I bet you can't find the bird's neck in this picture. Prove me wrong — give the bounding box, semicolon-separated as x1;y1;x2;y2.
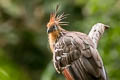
48;30;61;53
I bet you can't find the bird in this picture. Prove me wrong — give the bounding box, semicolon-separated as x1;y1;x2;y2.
46;5;108;80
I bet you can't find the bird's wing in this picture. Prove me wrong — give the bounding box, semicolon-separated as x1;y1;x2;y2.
54;32;107;80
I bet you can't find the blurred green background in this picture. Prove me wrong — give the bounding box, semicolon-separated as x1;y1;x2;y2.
0;0;120;80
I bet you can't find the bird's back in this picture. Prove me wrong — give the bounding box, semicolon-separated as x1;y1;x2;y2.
53;31;108;80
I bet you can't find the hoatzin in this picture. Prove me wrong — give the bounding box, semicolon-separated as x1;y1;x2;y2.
47;6;108;80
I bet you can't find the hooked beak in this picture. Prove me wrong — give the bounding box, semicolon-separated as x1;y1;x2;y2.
47;25;58;34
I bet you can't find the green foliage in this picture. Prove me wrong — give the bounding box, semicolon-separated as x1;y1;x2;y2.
0;49;30;80
0;0;120;80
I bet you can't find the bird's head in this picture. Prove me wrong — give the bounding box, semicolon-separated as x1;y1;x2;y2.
47;5;68;34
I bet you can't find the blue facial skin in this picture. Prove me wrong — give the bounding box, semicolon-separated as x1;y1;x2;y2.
47;25;58;34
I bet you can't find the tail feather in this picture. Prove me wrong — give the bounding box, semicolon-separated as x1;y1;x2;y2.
62;59;105;80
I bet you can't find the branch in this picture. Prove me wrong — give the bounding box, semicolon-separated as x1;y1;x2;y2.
88;23;109;48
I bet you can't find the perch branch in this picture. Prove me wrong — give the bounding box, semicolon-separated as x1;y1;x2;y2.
88;23;109;48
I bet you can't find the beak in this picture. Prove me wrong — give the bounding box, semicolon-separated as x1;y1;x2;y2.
47;28;52;33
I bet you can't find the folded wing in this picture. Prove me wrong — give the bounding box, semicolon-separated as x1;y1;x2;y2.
54;32;107;80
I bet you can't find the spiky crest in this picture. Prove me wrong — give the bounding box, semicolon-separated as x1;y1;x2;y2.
48;5;69;27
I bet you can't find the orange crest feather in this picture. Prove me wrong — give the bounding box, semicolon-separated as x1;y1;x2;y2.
47;5;69;27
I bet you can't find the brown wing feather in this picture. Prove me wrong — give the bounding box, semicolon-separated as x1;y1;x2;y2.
54;31;107;80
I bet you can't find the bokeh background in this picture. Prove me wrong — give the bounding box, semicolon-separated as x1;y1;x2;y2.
0;0;120;80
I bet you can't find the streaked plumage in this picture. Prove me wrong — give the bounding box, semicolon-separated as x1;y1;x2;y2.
47;5;108;80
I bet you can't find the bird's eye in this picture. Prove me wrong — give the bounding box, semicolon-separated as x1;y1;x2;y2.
53;25;58;30
47;25;58;33
51;25;55;28
52;25;55;28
